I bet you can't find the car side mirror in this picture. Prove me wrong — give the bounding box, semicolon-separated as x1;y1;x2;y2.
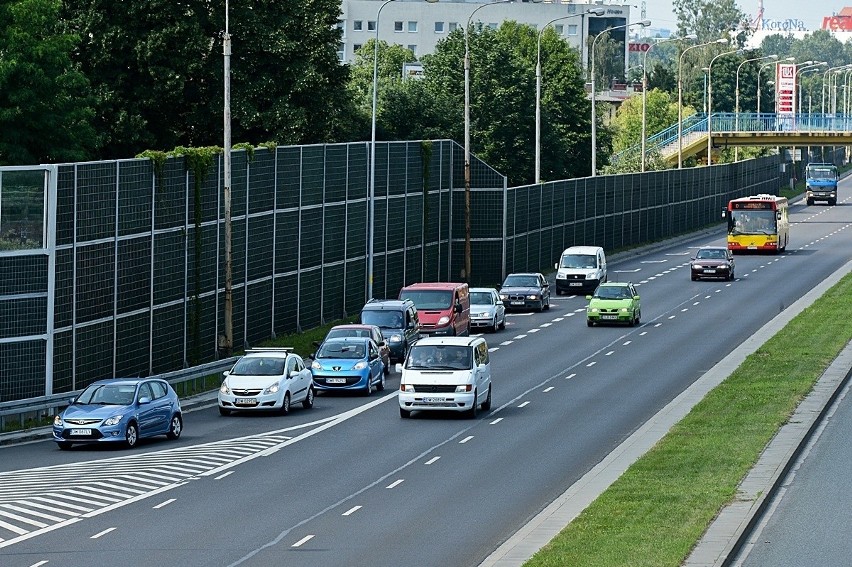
496;300;503;306
223;370;230;377
454;303;462;313
138;397;151;405
289;370;300;378
370;353;379;360
312;340;321;348
378;340;386;346
721;209;727;219
69;396;77;404
585;295;592;300
554;262;558;270
634;295;640;300
395;363;403;373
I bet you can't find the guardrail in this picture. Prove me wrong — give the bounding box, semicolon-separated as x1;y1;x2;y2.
0;357;238;431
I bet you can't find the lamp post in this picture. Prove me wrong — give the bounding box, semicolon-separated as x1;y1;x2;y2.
367;0;396;301
795;62;825;125
536;8;604;183
222;0;233;356
735;53;777;160
640;33;695;172
821;65;850;114
590;18;651;176
677;38;727;169
706;47;740;166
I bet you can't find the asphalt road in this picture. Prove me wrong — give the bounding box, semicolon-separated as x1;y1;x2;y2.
1;187;851;567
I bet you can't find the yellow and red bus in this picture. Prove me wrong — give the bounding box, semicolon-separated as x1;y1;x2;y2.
724;194;789;253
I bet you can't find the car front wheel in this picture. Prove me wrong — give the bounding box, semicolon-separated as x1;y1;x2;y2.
219;406;231;416
57;441;73;450
125;422;139;448
166;414;182;440
400;407;411;418
280;393;291;415
465;390;478;419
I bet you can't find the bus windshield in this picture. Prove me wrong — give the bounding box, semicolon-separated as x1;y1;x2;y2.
730;209;776;235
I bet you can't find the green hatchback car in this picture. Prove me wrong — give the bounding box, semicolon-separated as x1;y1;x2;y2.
586;282;641;327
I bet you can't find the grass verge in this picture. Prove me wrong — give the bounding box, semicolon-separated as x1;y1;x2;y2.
524;271;852;567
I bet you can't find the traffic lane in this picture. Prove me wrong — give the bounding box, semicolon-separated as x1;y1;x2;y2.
735;380;852;567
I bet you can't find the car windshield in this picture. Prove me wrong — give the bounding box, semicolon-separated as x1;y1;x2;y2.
696;249;727;260
361;310;404;329
470;291;494;305
406;345;472;370
730;210;775;235
326;328;372;340
502;275;538;287
594;286;633;300
231;357;287;376
317;342;366;359
399;290;453;310
560;254;596;269
76;383;137;405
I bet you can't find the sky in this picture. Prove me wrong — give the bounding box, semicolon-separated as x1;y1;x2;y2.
641;0;843;35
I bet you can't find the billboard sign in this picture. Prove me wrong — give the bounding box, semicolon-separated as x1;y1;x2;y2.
776;63;796;115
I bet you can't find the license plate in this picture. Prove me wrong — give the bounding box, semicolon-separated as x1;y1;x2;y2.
569;282;582;286
602;315;617;320
70;428;92;436
511;301;525;306
235;397;258;406
326;377;346;384
748;246;757;249
423;397;445;403
703;269;716;273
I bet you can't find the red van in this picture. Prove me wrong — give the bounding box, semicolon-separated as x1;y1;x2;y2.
398;282;470;337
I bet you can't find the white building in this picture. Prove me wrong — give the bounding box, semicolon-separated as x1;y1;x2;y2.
339;0;633;72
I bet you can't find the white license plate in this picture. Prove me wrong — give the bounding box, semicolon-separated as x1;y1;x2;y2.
703;269;716;273
70;428;92;436
423;397;445;403
326;378;346;384
748;246;757;249
235;397;258;406
511;301;525;306
569;282;582;286
602;315;618;320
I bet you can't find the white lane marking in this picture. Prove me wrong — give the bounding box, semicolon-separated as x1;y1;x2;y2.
152;499;176;510
528;328;540;333
668;315;676;319
642;259;667;263
543;387;555;393
552;317;564;322
623;341;631;346
506;312;533;317
681;308;688;312
90;527;116;539
386;479;404;489
605;351;614;356
513;334;527;340
215;471;234;480
342;506;362;516
640;331;648;335
693;302;700;306
0;505;64;523
0;518;29;535
490;418;503;424
291;535;314;547
541;323;552;327
489;347;500;352
566;312;576;317
424;457;441;465
29;562;49;567
0;510;47;528
587;361;597;367
574;308;585;313
566;373;576;380
518;401;531;408
459;436;474;444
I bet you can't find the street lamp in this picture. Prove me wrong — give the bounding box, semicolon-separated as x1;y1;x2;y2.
367;0;396;301
795;62;824;115
640;33;696;172
735;53;777;160
535;7;604;183
591;18;651;176
821;65;851;114
706;47;740;166
677;38;727;168
222;0;233;356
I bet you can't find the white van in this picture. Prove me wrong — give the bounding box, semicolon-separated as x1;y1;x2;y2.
554;246;607;295
397;336;492;419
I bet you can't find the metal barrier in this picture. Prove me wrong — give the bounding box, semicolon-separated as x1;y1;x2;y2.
0;357;237;432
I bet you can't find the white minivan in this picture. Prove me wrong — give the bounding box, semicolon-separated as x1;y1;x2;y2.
398;336;492;419
554;245;607;295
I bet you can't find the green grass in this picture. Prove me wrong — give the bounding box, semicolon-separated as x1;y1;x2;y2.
524;272;852;567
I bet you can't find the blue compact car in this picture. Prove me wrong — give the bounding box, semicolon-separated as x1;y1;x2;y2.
311;337;386;395
52;378;183;450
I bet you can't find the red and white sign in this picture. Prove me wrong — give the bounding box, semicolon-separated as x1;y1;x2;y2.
628;42;651;52
776;63;797;115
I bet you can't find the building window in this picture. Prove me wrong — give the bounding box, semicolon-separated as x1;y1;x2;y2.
435;21;445;33
449;22;459;32
354;44;363;52
554;24;564;35
368;20;376;31
408;21;418;33
408;44;417;55
568;24;578;36
487;23;497;30
394;21;403;32
354;20;363;31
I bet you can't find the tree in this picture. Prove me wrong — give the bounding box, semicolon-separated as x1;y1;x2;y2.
0;0;97;165
610;89;678;152
672;0;748;44
589;31;623;91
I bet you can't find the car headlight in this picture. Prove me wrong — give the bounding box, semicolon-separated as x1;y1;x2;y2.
586;272;597;279
527;294;540;300
619;307;629;313
455;384;473;393
437;316;450;325
693;264;703;269
103;415;123;426
556;273;566;279
589;307;599;313
312;360;322;370
54;415;63;426
475;311;490;318
353;361;368;370
499;294;509;301
220;381;231;394
263;383;280;395
400;384;414;393
388;334;402;343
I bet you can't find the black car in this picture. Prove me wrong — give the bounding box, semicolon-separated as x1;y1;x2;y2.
499;272;551;312
690;246;735;281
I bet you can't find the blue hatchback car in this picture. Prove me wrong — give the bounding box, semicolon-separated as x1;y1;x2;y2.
311;337;386;395
52;378;183;450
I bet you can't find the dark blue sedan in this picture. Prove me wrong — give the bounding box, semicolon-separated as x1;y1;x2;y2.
52;378;183;450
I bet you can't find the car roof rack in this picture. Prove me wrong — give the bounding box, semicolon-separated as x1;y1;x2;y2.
245;347;293;353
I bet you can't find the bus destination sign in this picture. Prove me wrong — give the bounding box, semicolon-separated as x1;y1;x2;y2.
732;202;773;210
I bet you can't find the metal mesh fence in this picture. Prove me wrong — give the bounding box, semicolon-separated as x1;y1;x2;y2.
0;143;793;402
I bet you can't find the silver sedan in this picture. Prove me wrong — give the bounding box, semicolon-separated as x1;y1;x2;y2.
469;287;506;333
